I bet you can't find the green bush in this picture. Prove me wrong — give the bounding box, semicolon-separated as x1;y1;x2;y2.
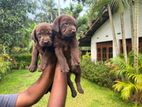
111;53;142;104
0;54;12;80
12;53;31;69
80;53;116;88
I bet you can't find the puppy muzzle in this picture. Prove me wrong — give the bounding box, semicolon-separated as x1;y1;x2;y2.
63;34;75;40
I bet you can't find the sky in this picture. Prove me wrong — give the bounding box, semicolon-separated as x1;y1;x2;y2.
55;0;71;8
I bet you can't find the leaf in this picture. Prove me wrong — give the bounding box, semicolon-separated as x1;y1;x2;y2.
120;83;135;100
113;81;137;100
113;81;126;92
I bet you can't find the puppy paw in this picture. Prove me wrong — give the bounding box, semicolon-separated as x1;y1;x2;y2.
71;57;80;67
41;64;47;71
62;66;70;72
78;88;84;94
43;66;46;70
61;63;70;72
28;65;37;72
72;90;77;98
76;82;84;94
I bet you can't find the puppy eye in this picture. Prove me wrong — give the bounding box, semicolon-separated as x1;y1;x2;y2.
46;32;52;35
64;23;69;26
38;33;41;35
38;35;41;38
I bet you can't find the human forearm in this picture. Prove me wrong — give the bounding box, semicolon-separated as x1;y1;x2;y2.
16;65;54;107
48;63;67;107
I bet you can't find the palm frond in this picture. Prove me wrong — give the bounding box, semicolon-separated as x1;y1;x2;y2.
111;56;126;69
138;53;142;67
111;53;142;102
133;74;142;85
113;81;126;92
113;81;137;100
121;82;136;100
110;57;128;78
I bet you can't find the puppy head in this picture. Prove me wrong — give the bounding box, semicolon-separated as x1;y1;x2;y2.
53;15;77;40
31;22;53;47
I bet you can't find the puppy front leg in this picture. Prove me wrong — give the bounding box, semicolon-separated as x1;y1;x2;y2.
28;45;39;72
55;47;69;72
40;51;54;71
71;39;80;67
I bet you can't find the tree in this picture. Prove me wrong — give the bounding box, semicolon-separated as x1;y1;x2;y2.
63;3;83;18
58;0;61;16
130;0;134;51
116;0;129;63
107;3;119;56
120;12;128;63
133;0;139;71
35;0;58;23
0;0;35;53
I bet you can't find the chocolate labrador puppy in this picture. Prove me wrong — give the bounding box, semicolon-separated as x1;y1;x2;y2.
28;22;56;73
53;15;84;97
28;22;77;97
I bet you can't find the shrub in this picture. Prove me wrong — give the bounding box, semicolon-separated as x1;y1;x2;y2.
12;53;31;69
80;53;116;88
0;54;12;80
111;52;142;105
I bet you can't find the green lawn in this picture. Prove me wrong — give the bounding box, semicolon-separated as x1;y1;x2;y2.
0;70;135;107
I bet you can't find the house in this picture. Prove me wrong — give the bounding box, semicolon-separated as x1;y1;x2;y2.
79;3;142;62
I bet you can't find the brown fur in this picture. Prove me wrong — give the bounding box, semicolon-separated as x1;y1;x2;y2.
28;22;56;73
53;15;84;97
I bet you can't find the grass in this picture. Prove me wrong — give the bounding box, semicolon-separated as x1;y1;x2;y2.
0;70;135;107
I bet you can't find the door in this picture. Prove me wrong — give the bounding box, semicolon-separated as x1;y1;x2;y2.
96;41;113;61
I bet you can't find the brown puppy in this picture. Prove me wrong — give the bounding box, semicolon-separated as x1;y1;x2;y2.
28;22;56;73
28;22;78;97
53;15;84;97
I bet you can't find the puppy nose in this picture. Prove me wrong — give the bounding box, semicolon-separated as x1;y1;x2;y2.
44;41;50;44
71;29;76;33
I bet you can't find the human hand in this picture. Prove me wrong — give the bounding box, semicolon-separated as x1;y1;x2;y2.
48;63;67;107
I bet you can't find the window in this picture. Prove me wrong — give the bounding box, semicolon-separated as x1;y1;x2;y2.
120;38;142;54
120;39;132;53
108;47;113;58
97;48;101;61
102;48;106;61
97;41;112;61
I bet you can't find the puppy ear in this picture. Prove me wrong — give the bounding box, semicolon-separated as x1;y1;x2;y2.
52;16;61;33
31;28;37;42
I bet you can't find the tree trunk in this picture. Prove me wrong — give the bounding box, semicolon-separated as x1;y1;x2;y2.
58;0;61;16
130;0;134;51
107;4;119;56
133;0;139;72
120;12;128;63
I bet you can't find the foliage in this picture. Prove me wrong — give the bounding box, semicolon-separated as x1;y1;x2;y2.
77;14;88;39
0;54;13;80
0;0;36;53
12;53;31;69
18;22;36;49
87;0;130;25
80;53;116;88
63;3;83;18
111;52;142;104
35;0;58;23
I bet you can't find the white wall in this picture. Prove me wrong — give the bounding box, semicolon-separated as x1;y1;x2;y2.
91;4;142;61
